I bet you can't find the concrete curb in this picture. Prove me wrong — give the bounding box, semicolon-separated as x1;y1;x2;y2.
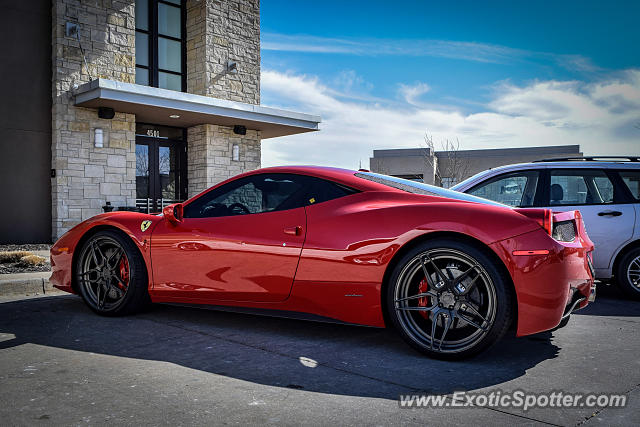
0;272;58;297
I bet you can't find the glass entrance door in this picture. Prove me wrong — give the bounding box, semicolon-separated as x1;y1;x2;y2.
135;124;187;213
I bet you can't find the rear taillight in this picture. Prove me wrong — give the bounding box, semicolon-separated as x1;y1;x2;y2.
514;208;554;236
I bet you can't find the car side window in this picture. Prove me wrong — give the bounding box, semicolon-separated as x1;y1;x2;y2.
619;170;640;201
183;174;358;218
184;174;306;218
306;177;358;205
467;171;540;207
549;169;614;206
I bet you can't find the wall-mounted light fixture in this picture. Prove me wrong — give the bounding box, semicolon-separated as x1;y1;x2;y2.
94;128;104;148
227;60;238;73
65;22;79;38
232;144;240;161
98;107;115;119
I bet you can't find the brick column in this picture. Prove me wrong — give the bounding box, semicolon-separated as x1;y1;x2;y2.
185;0;262;196
187;124;261;197
51;0;136;239
186;0;260;104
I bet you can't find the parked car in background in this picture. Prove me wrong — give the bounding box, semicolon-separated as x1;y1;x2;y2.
452;157;640;299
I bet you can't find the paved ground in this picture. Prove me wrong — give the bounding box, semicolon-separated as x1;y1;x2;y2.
0;284;638;426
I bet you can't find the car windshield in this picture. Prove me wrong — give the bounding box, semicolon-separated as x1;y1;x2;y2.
451;172;487;191
355;172;510;208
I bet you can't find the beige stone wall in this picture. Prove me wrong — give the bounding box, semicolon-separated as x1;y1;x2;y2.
187;124;261;197
185;0;262;197
186;0;260;104
51;0;137;239
50;0;262;239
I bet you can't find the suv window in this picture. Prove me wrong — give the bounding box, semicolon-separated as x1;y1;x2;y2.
467;170;540;207
184;174;356;218
619;170;640;201
549;169;614;206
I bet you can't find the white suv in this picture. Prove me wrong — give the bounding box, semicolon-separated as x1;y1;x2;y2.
452;157;640;299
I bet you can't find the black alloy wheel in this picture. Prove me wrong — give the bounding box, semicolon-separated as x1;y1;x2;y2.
387;239;513;359
76;230;150;315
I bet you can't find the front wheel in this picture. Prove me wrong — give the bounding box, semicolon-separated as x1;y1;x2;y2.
386;239;514;360
75;229;150;316
616;247;640;300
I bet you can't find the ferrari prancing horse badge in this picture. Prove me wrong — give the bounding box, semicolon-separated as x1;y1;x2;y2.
140;220;152;232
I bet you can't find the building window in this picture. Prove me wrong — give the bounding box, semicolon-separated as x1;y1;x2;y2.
440;177;457;189
135;0;186;92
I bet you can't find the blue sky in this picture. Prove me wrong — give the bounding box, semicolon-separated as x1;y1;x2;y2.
259;0;640;168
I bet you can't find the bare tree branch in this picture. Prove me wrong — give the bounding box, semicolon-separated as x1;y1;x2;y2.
423;133;471;187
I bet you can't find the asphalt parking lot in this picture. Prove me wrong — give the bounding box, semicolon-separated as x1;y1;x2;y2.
1;284;639;426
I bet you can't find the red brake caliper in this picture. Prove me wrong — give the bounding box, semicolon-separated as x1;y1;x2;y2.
118;257;130;290
417;278;430;319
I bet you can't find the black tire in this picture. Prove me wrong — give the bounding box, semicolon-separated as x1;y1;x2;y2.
386;238;514;360
615;246;640;300
75;229;150;316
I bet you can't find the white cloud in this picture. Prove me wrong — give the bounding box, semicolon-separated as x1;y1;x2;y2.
398;82;431;106
260;70;640;169
262;33;598;72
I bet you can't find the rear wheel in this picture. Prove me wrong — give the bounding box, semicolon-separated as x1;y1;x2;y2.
75;230;150;315
616;247;640;300
386;239;513;360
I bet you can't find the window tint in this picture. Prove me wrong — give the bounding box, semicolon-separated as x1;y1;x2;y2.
467;171;539;207
619;170;640;200
549;170;614;206
305;178;357;205
184;174;357;218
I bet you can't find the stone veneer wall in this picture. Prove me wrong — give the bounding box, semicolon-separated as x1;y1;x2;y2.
51;0;136;239
50;0;263;239
185;0;262;195
186;0;260;104
187;125;261;196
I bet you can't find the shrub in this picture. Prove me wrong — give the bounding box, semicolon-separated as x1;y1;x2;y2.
19;254;47;266
0;251;32;263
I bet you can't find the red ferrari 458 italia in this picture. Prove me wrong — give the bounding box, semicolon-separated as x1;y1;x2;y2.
50;166;596;359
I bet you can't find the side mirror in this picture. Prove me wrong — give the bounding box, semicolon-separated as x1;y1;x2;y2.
163;203;183;225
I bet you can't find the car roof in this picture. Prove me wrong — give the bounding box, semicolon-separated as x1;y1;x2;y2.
183;166;371;204
208;165;397;193
453;160;640;191
238;166;512;207
487;160;639;172
243;165;369;187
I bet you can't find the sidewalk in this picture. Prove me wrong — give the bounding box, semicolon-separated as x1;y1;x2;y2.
0;249;58;297
0;271;56;297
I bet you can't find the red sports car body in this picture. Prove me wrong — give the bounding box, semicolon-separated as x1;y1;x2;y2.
50;166;595;358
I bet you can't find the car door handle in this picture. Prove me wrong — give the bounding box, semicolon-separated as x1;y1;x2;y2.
284;226;303;236
597;210;622;217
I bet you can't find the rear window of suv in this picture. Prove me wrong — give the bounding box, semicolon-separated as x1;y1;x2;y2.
619;170;640;200
549;169;615;206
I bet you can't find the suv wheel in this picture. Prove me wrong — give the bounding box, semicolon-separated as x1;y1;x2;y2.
616;246;640;300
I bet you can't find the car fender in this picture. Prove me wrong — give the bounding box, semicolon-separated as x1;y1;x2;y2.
50;212;164;293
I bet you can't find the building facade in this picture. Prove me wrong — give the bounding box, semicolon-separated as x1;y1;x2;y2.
0;0;320;243
370;145;583;187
